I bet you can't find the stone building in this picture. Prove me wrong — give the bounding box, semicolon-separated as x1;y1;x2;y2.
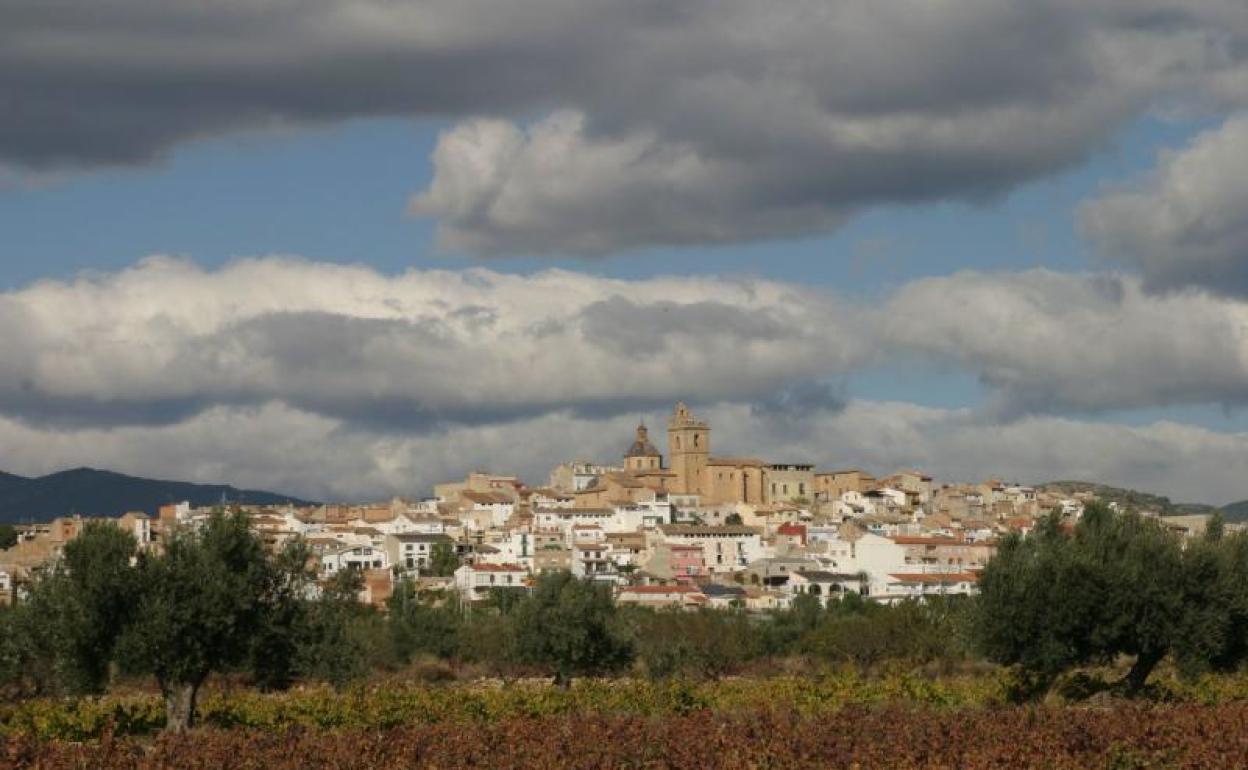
668;402;710;497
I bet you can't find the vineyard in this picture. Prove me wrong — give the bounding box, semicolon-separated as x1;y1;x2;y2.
0;672;1008;740
5;670;1248;768
6;703;1248;769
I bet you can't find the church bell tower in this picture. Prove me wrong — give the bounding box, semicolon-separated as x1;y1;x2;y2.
667;402;709;497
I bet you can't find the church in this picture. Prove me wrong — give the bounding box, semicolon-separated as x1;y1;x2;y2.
572;403;813;508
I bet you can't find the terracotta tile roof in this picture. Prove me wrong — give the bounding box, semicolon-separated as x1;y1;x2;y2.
619;585;704;595
891;535;962;546
471;563;527;573
888;572;979;584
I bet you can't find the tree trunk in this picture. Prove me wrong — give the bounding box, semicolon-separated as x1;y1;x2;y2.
164;681;200;733
1121;650;1163;697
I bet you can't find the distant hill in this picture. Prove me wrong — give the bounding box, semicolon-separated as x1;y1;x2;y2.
1220;500;1248;524
1040;481;1217;517
0;471;28;491
0;467;314;524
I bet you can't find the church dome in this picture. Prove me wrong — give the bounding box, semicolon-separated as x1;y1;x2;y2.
625;423;661;458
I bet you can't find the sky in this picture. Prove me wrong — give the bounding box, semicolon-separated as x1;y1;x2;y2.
3;1;1248;505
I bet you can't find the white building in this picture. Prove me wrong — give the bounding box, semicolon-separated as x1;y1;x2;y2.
534;508;614;536
384;533;455;573
571;543;617;583
877;571;979;603
320;544;387;576
658;524;764;573
787;570;867;605
453;563;529;602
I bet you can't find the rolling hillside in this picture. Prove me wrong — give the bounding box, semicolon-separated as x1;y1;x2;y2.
1220;500;1248;524
0;467;314;524
1042;480;1248;522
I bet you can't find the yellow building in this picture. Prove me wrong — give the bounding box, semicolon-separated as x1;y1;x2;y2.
624;423;663;472
668;402;709;497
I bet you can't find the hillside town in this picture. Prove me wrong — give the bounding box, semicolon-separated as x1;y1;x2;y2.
0;403;1225;610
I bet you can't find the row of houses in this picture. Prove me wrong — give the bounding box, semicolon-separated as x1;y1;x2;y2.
6;402;1218;609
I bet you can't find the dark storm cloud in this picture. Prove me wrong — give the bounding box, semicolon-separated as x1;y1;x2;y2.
6;1;1248;252
578;297;791;357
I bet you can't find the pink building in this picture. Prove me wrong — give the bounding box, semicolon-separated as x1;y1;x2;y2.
668;544;705;583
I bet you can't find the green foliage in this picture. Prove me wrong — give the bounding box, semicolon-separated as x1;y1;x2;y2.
249;539;318;692
295;569;376;689
456;610;520;680
800;598;971;667
975;503;1248;698
387;578;462;663
1170;520;1248;677
55;521;140;694
759;592;824;654
627;608;759;679
0;523;16;549
117;510;280;729
511;571;633;684
427;542;461;577
2;522;139;696
0;576;66;696
724;512;744;526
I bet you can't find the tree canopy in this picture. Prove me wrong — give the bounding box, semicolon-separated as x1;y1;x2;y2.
975;503;1248;696
511;571;633;685
0;523;16;549
118;510;294;730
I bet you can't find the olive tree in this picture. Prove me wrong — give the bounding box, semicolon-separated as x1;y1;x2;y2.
511;571;633;686
118;510;279;731
974;503;1244;697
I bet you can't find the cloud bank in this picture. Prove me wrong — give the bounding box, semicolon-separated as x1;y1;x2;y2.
3;399;1247;506
7;1;1248;252
0;257;862;429
3;257;1248;502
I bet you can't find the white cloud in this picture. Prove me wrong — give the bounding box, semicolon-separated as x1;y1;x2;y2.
4;258;1248;503
408;111;815;255
709;401;1248;505
3;399;1247;505
879;269;1248;414
0;256;864;429
1082;114;1248;295
8;258;1248;429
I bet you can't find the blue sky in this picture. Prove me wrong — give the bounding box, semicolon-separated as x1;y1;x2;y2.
3;2;1248;504
4;113;1195;291
0;113;1213;415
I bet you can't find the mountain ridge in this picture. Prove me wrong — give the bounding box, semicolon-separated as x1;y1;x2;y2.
0;467;314;524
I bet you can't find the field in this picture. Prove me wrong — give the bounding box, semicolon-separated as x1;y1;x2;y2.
6;703;1248;769
5;669;1248;769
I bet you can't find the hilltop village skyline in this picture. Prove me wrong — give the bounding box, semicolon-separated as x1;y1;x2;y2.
6;400;1229;613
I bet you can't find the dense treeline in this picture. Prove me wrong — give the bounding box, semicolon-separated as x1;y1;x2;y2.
4;502;1248;733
